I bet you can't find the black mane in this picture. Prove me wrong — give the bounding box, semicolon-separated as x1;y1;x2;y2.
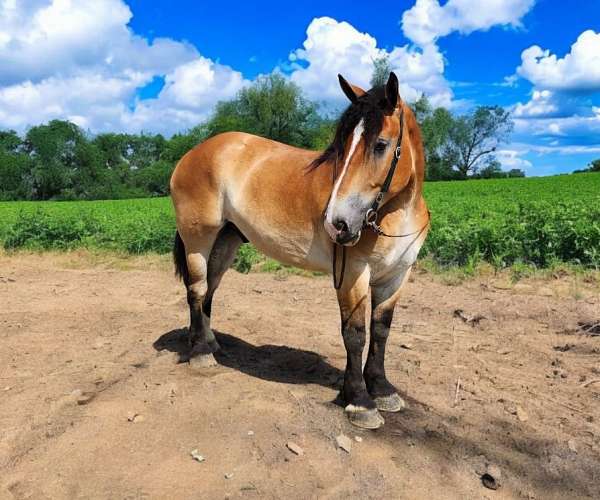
308;85;390;170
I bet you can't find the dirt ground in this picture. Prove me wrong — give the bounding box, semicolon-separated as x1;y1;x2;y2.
0;252;599;500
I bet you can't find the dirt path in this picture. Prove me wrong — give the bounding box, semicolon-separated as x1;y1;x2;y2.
1;253;599;499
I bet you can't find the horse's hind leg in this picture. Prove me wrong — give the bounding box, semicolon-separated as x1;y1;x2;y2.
181;227;222;365
202;223;245;320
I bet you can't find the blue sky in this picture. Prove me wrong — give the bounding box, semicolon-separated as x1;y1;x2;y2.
1;0;600;175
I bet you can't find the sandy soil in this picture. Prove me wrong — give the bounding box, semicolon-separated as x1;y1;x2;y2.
0;252;599;500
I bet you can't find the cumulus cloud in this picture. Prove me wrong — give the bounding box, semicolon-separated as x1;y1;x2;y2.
0;0;246;134
517;30;600;92
512;29;600;153
402;0;536;46
511;89;590;119
125;58;247;134
289;5;538;112
289;17;452;109
495;149;533;171
514;111;600;146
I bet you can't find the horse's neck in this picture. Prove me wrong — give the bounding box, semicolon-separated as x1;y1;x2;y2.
382;172;421;217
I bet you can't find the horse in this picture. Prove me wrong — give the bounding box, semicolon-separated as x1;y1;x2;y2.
170;72;429;429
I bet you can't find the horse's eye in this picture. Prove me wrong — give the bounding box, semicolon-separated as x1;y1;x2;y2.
374;140;388;155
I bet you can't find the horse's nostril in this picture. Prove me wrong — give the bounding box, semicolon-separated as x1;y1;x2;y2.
333;219;348;233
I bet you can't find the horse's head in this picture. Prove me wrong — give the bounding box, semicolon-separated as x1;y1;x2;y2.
320;72;412;246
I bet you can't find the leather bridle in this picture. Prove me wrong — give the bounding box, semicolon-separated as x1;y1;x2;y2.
331;107;431;290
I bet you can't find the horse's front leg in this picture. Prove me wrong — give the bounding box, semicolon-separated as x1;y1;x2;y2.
336;265;385;429
364;267;412;412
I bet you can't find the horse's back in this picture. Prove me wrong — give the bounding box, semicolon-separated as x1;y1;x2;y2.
171;132;316;196
170;131;323;227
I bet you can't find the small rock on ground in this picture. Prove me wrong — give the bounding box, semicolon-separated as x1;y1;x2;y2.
190;449;205;463
516;406;529;422
336;434;352;453
286;441;304;456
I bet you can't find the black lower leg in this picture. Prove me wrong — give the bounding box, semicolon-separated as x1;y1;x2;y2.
341;320;375;409
364;308;397;398
202;293;213;319
187;288;219;354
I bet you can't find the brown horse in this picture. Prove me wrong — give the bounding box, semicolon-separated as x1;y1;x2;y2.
170;72;429;429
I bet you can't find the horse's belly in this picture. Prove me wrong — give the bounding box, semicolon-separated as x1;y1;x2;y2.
227;212;331;273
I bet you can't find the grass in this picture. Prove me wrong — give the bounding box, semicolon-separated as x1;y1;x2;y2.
1;172;599;273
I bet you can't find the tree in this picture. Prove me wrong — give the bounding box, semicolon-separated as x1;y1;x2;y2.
370;55;391;87
0;130;22;153
412;94;432;124
415;98;456;180
444;106;513;179
508;168;525;178
207;73;324;148
161;125;209;163
23;120;84;199
581;159;600;173
479;160;504;179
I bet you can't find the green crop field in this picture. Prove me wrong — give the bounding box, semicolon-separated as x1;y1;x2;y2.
1;172;599;270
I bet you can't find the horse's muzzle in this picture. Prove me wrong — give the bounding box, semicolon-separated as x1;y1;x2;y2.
324;220;361;246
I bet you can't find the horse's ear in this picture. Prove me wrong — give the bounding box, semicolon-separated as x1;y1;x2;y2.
338;74;365;103
385;72;399;111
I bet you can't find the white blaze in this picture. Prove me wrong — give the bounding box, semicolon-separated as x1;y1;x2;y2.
325;118;364;223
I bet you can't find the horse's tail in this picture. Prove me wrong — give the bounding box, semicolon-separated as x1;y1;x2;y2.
173;231;189;284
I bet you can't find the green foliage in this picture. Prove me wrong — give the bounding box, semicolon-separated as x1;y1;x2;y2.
0;120;207;201
447;106;513;178
574;158;600;174
413;97;513;180
0;198;175;254
233;244;263;273
1;174;599;272
0;76;530;201
206;73;328;148
421;173;600;268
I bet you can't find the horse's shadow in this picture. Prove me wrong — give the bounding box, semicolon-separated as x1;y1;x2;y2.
153;328;599;498
153;328;343;389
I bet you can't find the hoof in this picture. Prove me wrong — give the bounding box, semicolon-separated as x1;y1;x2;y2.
345;405;385;429
189;353;218;369
374;393;406;413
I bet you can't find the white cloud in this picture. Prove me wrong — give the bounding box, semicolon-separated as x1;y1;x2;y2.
510;141;600;156
0;72;144;131
0;0;197;85
289;17;452;108
514;112;600;143
495;149;533;171
517;30;600;92
0;0;245;134
402;0;535;46
512;89;577;119
124;58;247;134
512;29;600;154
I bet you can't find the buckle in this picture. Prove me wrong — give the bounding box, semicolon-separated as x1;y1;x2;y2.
365;209;378;225
395;146;402;159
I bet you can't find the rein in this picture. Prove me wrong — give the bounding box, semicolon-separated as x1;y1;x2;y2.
331;108;431;290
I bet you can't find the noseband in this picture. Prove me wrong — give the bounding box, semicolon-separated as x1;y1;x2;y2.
331;107;431;289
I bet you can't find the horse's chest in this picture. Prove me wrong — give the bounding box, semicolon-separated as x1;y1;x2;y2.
380;237;422;268
369;223;426;279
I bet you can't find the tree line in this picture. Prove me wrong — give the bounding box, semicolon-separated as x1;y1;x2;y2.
1;71;534;202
